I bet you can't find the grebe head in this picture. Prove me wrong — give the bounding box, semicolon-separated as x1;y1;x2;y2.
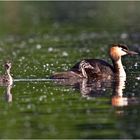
5;61;12;71
79;60;94;78
4;61;13;86
109;44;138;61
79;60;94;70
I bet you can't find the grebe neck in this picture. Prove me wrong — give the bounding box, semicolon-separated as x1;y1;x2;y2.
6;69;13;85
112;58;126;78
81;68;88;78
6;69;10;76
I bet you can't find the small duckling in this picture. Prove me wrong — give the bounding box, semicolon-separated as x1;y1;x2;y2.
0;62;13;86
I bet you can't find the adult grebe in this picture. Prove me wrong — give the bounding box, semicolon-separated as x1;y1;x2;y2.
0;62;13;86
51;44;138;79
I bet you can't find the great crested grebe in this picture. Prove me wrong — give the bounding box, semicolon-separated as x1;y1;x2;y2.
51;44;138;79
0;62;13;86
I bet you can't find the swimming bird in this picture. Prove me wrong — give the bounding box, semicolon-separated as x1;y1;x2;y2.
78;60;95;78
0;61;13;86
51;60;94;79
51;44;138;79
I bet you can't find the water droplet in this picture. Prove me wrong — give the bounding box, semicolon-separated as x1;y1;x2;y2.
36;44;42;49
48;47;53;52
39;95;47;101
62;51;68;57
136;77;140;80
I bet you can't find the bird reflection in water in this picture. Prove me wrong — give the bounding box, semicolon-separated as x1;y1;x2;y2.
52;75;140;107
112;76;140;107
4;85;12;102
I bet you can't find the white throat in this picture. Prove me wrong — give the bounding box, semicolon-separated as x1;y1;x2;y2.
6;69;13;85
116;58;126;78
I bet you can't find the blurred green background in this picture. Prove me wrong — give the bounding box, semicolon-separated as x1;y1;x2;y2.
0;1;140;35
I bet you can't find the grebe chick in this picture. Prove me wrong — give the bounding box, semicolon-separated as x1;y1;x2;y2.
51;44;138;79
0;62;13;86
79;60;94;78
51;60;94;79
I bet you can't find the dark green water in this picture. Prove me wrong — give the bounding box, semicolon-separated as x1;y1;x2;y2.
0;2;140;139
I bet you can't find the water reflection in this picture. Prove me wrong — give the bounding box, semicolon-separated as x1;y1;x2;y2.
2;77;140;107
52;76;140;107
0;85;13;102
111;76;126;107
112;77;140;107
5;85;12;102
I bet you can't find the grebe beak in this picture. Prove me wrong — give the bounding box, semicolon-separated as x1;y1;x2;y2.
86;65;94;69
127;50;139;55
123;49;139;55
